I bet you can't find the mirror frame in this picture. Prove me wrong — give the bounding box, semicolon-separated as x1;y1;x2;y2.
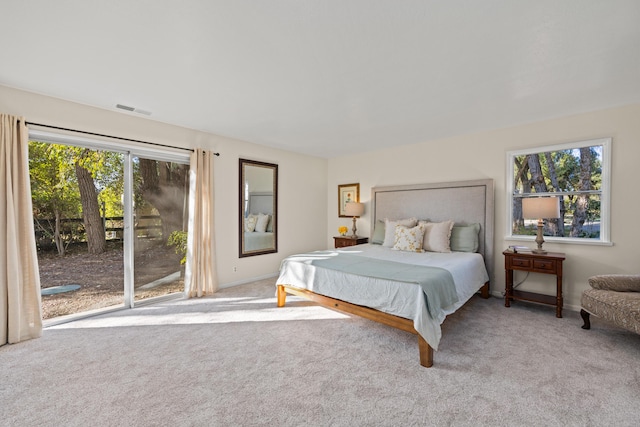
239;158;278;258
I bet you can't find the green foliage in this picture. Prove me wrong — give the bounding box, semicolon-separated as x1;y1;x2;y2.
167;230;188;265
513;222;599;239
29;141;125;249
513;146;603;238
29;142;81;219
29;140;188;252
514;147;602;194
78;148;125;218
30;142;125;218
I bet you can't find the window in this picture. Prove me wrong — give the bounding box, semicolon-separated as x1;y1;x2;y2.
28;128;191;323
506;138;611;245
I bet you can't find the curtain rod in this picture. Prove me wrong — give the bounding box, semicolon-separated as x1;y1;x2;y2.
24;121;220;156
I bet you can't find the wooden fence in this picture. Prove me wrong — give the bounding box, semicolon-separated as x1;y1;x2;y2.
34;215;163;248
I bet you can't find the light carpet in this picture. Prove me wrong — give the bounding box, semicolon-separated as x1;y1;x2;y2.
1;279;639;426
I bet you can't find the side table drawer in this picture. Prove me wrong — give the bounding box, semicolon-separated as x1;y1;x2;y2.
335;239;350;248
533;259;556;272
511;257;532;269
334;237;368;248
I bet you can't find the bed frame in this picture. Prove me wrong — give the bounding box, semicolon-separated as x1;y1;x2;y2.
277;179;494;367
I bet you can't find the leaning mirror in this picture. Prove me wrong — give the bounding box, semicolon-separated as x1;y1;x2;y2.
239;159;278;257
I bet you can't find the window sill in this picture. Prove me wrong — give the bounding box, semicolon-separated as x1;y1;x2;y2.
505;235;614;247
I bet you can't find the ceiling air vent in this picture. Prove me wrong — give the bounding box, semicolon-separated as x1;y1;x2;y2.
116;104;152;116
116;103;135;111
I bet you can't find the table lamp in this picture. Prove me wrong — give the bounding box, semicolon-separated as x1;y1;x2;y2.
522;197;560;254
345;202;364;237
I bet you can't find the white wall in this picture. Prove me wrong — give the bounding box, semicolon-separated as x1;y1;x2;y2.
328;104;640;311
0;84;328;287
4;83;639;310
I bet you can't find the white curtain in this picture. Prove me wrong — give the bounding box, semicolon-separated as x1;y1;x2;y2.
0;114;42;345
184;148;217;297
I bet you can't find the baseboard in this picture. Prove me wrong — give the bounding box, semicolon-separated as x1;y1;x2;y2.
219;272;279;289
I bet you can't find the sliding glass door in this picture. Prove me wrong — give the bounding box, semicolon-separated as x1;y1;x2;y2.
29;130;190;321
133;156;189;302
31;142;126;319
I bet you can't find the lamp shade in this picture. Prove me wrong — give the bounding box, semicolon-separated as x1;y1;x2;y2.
345;202;364;217
522;197;560;219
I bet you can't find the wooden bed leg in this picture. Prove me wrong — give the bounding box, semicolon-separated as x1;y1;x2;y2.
580;309;591;330
276;285;287;307
417;335;433;368
480;282;490;299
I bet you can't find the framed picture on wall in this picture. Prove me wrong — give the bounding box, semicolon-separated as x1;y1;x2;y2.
338;183;360;217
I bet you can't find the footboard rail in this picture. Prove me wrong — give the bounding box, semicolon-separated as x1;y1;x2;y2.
277;284;433;367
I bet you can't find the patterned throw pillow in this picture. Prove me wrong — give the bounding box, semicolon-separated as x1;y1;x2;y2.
383;217;418;247
392;224;426;252
244;215;257;232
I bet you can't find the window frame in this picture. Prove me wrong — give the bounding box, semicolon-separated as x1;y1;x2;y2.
505;137;612;246
29;128;191;324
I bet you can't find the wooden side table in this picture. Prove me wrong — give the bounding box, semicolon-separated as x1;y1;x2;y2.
503;249;566;318
334;236;368;248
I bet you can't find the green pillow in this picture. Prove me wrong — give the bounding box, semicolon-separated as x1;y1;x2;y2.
450;223;480;252
371;220;385;244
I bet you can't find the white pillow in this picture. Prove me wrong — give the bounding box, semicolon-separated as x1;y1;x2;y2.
244;215;257;232
383;218;417;247
420;220;454;252
255;213;270;233
392;224;426;253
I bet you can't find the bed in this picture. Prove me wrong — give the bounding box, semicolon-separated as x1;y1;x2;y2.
276;179;494;367
243;192;275;253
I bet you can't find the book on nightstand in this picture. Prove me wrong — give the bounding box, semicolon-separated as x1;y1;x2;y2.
508;245;531;253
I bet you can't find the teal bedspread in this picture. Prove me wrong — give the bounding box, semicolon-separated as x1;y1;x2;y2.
310;253;458;319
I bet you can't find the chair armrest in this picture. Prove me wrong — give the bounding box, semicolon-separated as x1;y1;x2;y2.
588;275;640;292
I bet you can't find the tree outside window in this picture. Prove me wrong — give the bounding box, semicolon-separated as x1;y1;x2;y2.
507;138;611;244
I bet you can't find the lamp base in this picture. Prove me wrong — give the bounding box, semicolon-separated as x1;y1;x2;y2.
351;216;358;238
534;221;546;254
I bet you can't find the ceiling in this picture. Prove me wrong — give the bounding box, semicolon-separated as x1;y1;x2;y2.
2;1;639;158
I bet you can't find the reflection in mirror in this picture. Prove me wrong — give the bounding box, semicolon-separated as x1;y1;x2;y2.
239;159;278;257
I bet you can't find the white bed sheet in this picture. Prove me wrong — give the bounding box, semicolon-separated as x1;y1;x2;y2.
244;231;275;252
276;244;489;350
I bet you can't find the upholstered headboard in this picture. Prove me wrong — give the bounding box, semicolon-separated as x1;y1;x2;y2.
371;179;494;281
247;192;273;216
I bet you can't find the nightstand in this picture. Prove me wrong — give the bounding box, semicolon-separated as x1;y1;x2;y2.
503;249;566;318
334;236;368;248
